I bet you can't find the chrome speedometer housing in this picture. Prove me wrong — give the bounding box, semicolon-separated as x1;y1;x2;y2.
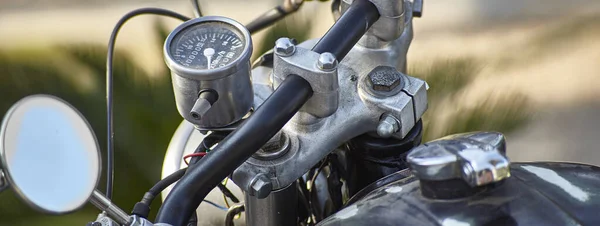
164;16;253;128
164;16;252;80
168;21;246;70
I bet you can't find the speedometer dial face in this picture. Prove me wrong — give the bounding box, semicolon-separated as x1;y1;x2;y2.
169;22;246;70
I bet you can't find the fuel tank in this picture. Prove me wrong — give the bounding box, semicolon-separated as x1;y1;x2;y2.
320;162;600;225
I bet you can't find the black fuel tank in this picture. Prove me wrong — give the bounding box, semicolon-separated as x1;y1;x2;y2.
319;162;600;226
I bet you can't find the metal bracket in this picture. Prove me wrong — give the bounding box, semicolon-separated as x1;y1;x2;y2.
229;16;425;191
342;0;408;48
273;41;340;118
128;215;155;226
234;48;427;190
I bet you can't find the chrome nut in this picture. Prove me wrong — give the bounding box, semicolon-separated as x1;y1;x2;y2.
274;38;296;57
317;52;338;71
376;114;400;138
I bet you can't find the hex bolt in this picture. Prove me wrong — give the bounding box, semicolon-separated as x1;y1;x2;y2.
274;38;296;57
317;52;338;71
367;66;402;91
249;174;273;199
377;115;400;138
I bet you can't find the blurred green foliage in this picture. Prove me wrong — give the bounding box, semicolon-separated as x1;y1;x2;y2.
253;9;313;62
0;20;180;225
409;58;531;141
0;14;314;225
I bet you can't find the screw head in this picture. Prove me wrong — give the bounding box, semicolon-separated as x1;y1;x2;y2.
274;38;296;56
367;66;402;91
317;52;338;71
249;174;272;199
376;115;400;138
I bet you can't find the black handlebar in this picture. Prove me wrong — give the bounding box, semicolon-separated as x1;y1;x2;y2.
155;1;380;225
312;0;380;60
156;75;313;225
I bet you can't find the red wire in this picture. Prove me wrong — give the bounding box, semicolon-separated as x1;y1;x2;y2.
184;152;207;165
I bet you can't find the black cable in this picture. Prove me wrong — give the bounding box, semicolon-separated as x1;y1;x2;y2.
217;183;240;203
331;0;341;20
296;179;312;224
197;131;230;155
105;8;190;200
326;153;343;211
190;0;203;18
246;0;303;34
188;132;241;204
132;167;231;218
144;168;188;205
187;211;198;226
246;6;288;34
132;167;187;218
156;75;314;226
311;0;379;61
308;158;329;221
309;158;329;193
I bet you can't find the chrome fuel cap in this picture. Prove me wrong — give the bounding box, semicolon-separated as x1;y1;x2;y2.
407;132;510;187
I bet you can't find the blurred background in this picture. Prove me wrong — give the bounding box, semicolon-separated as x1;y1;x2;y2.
1;0;599;225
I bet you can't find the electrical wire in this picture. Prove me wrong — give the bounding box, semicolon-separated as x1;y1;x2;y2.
331;0;341;20
192;132;242;207
307;158;329;223
246;0;304;34
186;137;242;210
156;75;314;226
184;152;207;165
190;0;203;18
218;179;240;206
296;179;312;225
105;8;190;200
133;166;227;218
221;178;242;219
309;159;328;192
203;199;229;211
187;211;198;226
225;204;245;226
223;178;231;208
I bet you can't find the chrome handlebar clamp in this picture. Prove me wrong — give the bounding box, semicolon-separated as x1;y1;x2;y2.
342;0;408;48
273;38;340;120
233;34;427;195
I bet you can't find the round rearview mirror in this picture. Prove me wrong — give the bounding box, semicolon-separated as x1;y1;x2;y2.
0;95;101;214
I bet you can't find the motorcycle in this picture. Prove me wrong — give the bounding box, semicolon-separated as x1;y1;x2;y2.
2;0;600;225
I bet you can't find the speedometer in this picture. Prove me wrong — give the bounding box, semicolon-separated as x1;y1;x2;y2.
164;16;253;129
169;22;246;70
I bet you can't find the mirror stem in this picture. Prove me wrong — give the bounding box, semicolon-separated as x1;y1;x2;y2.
90;190;130;225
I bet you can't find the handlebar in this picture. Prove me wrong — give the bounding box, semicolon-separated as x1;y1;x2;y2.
156;75;313;225
312;0;380;60
155;1;380;225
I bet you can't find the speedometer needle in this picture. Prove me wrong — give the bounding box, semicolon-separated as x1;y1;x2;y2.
203;48;215;69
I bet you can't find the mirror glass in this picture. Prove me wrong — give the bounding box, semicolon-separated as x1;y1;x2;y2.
0;95;100;214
